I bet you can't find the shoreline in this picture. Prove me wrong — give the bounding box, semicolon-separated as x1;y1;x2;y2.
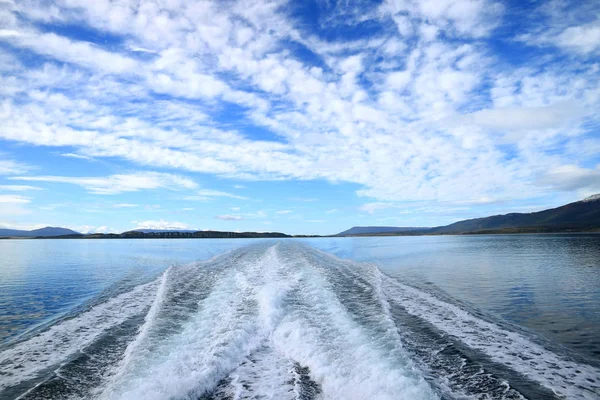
1;230;599;240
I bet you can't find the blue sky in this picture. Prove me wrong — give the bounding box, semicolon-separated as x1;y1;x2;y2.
0;0;599;235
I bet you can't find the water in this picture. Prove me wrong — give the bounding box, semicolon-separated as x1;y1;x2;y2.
0;235;598;399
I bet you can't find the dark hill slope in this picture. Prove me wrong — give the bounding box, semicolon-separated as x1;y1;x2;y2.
336;195;600;236
337;226;427;236
432;196;600;234
119;230;290;238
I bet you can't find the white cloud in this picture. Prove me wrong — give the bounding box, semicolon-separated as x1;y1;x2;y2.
73;225;119;234
0;0;597;212
0;223;44;231
276;210;292;214
245;210;268;219
182;196;210;201
11;172;197;194
127;45;156;54
515;2;600;56
197;189;247;199
465;102;586;131
556;22;600;54
326;208;339;214
379;0;504;38
61;153;94;160
0;29;20;38
0;194;30;204
0;194;31;216
521;20;600;55
0;185;41;191
216;214;243;220
133;220;191;230
360;202;398;214
537;165;600;192
0;159;30;175
2;30;139;74
386;70;411;91
113;203;138;208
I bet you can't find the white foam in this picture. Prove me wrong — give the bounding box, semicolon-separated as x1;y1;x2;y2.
98;243;437;400
272;247;436;400
99;246;283;399
13;242;594;400
0;278;160;391
382;277;600;399
105;267;171;384
217;344;300;400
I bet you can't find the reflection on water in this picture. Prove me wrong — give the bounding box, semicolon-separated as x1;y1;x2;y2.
302;234;600;363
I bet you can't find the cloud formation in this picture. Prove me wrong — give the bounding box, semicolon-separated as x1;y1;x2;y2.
0;194;30;204
133;220;191;230
0;0;598;214
0;159;30;175
197;190;247;200
11;172;197;195
0;194;31;216
216;215;244;221
538;165;600;192
0;185;41;191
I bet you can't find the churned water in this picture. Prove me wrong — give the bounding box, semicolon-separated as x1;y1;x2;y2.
0;235;598;399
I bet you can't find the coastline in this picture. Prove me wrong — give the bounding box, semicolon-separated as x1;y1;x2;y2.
1;229;599;240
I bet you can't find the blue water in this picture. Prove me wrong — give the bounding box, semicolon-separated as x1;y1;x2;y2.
0;239;257;343
0;235;599;399
303;234;600;362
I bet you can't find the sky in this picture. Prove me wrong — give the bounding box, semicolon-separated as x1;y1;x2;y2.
0;0;599;235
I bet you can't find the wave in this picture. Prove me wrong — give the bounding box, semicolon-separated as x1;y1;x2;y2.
1;242;598;400
0;279;160;395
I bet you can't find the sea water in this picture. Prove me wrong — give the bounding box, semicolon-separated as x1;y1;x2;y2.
0;235;598;399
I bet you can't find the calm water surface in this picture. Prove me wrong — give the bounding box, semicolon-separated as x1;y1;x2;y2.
0;235;598;399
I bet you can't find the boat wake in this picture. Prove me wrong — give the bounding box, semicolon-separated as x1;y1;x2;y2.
0;242;598;399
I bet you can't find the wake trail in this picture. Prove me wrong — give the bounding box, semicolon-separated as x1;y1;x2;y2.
4;241;598;400
382;276;600;399
0;279;160;394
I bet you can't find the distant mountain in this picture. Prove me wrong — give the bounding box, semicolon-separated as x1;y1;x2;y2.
1;227;291;239
337;194;600;236
129;229;197;234
431;195;600;234
337;226;427;236
581;194;600;203
117;230;290;239
0;226;81;237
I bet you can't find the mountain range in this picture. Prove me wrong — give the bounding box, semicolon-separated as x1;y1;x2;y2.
1;194;599;238
0;228;290;239
337;226;427;236
337;194;600;236
0;227;80;237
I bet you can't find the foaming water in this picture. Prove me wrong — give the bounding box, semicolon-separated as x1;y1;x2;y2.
0;279;159;394
98;243;434;400
382;278;600;399
0;241;598;399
